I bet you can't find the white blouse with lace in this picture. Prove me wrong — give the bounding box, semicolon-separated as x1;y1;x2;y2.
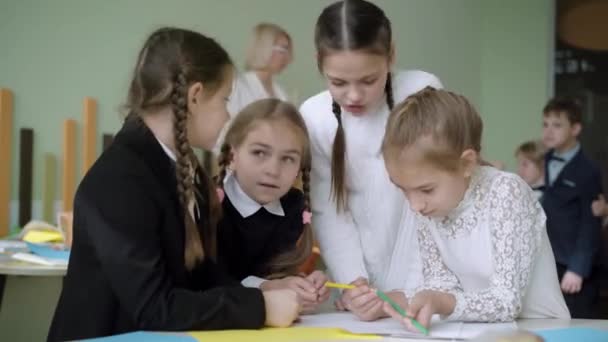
405;166;570;321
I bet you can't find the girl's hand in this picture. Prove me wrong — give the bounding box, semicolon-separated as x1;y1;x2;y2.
592;194;607;218
262;289;300;327
304;271;331;311
261;276;322;313
261;276;318;303
561;271;583;294
334;296;347;311
384;290;455;332
340;277;384;321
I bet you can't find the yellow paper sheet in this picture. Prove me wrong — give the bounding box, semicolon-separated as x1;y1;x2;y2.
22;230;63;243
188;327;380;342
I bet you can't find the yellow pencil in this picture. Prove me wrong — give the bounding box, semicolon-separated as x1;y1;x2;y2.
324;281;356;290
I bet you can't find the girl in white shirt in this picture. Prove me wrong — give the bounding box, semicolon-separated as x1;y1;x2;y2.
381;87;570;332
228;23;292;117
300;0;442;321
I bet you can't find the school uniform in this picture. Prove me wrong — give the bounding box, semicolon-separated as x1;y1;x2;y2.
300;70;442;292
227;71;288;117
216;172;305;288
404;166;569;321
542;144;603;318
47;116;265;342
530;180;545;202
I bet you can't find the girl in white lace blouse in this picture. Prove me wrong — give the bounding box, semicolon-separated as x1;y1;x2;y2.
380;87;570;332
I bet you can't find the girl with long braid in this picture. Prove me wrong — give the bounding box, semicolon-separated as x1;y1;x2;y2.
216;98;330;314
48;28;299;342
300;0;442;321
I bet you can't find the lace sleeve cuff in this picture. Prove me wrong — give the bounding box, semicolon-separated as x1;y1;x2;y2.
443;290;466;321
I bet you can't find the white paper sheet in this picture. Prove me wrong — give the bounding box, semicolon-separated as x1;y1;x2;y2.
296;312;517;340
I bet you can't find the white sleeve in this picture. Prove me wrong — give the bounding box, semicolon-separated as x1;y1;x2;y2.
392;70;444;102
426;73;443;89
303;104;368;284
414;220;463;299
214;76;247;154
446;176;543;322
227;77;247;117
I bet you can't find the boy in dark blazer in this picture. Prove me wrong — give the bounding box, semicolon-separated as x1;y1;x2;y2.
541;98;603;318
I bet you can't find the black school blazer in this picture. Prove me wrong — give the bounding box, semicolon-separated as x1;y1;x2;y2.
47;117;265;341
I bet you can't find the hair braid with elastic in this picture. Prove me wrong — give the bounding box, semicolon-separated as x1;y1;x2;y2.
172;71;205;270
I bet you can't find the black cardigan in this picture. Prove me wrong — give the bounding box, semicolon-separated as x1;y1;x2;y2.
47;117;265;341
217;188;305;281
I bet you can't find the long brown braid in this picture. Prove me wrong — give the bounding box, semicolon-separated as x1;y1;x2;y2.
216;99;313;277
125;27;232;270
216;142;232;189
264;164;313;278
172;71;206;269
330;100;347;211
328;72;394;211
315;0;394;211
385;72;394;108
189;150;220;260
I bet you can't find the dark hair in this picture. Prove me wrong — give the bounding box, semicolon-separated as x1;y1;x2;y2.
543;97;583;125
217;99;313;277
125;27;233;270
315;0;394;211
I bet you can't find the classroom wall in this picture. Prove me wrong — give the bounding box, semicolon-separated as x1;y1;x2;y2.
1;0;552;221
480;0;554;167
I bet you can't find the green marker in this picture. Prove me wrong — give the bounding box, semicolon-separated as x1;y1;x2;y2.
376;290;429;335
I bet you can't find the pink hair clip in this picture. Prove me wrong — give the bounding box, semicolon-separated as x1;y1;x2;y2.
302;210;312;225
216;188;225;202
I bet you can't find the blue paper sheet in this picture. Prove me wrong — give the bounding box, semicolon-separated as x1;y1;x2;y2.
84;331;195;341
25;242;70;261
535;327;608;342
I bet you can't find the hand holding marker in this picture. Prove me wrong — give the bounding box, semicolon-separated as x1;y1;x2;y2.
324;282;429;335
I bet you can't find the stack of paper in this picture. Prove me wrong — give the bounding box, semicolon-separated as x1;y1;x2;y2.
10;242;69;266
296;312;517;340
0;240;27;252
20;220;65;243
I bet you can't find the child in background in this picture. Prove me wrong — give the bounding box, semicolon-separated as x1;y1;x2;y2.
48;28;299;342
541;97;603;318
216;98;330;313
515;140;546;200
381;87;569;332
